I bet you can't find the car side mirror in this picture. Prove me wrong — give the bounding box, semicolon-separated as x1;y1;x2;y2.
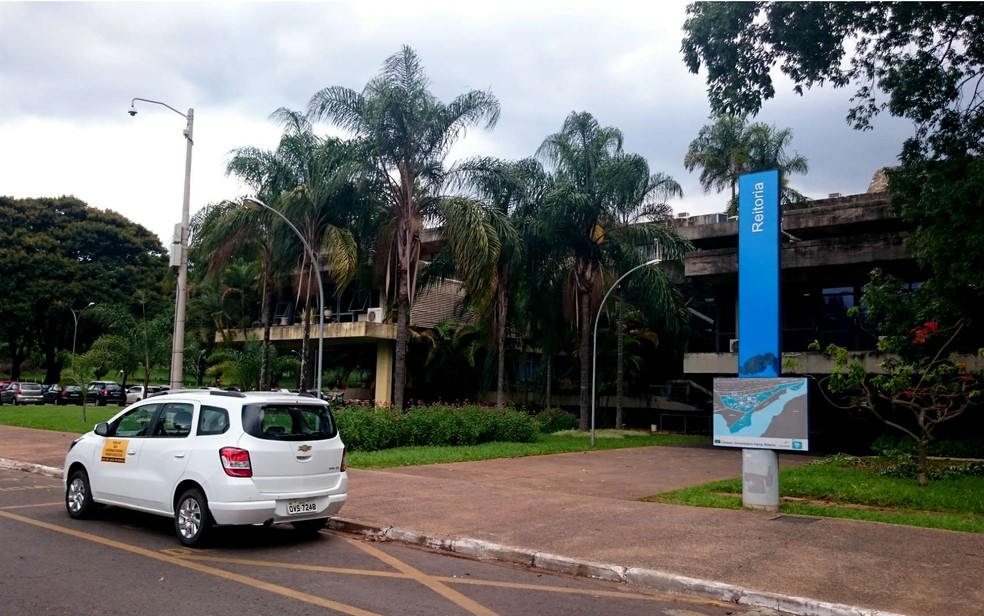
94;423;109;437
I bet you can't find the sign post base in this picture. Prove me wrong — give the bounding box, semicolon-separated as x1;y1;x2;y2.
742;449;779;511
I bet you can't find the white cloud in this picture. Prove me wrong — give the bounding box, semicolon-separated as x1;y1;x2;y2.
0;1;912;247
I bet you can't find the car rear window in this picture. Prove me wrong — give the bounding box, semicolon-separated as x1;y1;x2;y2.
242;404;337;441
21;383;42;391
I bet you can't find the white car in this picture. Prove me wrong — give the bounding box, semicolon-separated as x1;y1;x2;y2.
63;390;348;547
125;385;162;404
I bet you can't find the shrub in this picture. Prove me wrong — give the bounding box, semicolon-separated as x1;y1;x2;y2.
532;408;579;433
333;403;539;451
871;434;984;459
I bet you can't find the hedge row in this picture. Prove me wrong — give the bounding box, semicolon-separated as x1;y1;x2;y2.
332;404;577;452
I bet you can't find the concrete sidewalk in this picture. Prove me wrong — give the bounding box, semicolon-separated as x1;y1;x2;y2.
1;424;981;616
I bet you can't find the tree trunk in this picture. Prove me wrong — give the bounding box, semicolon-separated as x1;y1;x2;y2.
615;291;625;429
393;278;410;410
545;354;553;409
259;266;272;390
917;439;929;487
495;284;508;409
579;287;593;431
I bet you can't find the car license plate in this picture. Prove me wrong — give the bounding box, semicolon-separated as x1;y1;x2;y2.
287;500;317;515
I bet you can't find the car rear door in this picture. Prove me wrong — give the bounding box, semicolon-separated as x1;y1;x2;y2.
239;402;345;496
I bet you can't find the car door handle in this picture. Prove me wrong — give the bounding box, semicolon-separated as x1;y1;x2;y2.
174;453;186;459
127;450;136;456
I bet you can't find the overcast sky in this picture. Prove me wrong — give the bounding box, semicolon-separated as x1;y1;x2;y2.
0;1;914;249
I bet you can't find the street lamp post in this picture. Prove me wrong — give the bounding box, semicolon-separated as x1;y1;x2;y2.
129;97;194;392
70;302;95;358
243;197;324;395
591;257;662;446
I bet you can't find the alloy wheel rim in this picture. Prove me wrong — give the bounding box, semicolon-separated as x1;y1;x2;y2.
178;498;201;539
67;478;84;513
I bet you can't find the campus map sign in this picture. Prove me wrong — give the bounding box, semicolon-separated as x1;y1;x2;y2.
712;377;809;450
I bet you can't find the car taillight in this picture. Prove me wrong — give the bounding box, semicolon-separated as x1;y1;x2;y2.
340;447;347;472
219;447;252;478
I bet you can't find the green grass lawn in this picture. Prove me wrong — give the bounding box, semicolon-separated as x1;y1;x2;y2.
0;404;120;432
645;455;984;533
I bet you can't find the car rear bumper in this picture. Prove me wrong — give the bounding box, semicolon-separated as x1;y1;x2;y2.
208;492;347;526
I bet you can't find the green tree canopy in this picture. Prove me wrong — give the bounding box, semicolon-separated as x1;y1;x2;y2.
0;196;169;381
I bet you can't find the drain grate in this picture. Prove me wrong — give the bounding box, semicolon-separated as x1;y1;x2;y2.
770;515;821;524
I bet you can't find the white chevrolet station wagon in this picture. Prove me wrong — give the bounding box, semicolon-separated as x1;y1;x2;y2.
63;389;348;546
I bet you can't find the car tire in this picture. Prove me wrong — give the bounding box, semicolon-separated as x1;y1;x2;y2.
66;468;95;519
291;518;328;535
56;399;63;406
175;488;212;548
97;398;106;407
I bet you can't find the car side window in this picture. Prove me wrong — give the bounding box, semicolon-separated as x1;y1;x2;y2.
198;405;229;435
153;403;195;438
112;405;160;437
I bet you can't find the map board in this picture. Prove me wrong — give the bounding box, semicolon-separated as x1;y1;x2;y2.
712;377;809;451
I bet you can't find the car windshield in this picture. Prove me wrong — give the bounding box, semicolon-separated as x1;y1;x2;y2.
242;404;337;441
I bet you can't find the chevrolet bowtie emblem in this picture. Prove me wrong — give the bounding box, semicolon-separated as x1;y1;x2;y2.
298;444;312;452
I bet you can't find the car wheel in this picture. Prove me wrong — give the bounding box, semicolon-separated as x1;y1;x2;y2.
97;398;106;407
291;518;328;535
175;488;212;547
66;468;95;519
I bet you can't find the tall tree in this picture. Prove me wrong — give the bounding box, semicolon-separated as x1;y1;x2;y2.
220;109;365;390
537;111;693;430
445;157;549;407
682;2;984;339
683;115;809;215
307;45;500;409
0;196;168;381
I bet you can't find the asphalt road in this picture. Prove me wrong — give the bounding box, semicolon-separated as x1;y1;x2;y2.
0;468;788;616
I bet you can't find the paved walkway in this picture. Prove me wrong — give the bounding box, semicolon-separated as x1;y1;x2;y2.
1;424;981;616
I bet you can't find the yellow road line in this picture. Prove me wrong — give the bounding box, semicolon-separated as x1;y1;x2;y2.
344;536;500;616
0;501;63;510
0;510;381;616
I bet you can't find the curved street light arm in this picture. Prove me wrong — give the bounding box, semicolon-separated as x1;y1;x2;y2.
591;257;662;446
243;197;324;395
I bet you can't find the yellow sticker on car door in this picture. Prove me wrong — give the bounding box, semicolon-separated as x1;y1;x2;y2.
100;439;129;463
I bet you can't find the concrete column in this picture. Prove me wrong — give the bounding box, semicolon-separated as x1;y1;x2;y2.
374;341;394;405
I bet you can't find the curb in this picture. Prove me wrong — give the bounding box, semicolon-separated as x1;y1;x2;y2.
0;458;62;479
2;459;907;616
328;518;909;616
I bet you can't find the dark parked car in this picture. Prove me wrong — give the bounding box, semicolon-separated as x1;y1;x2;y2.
51;385;84;406
87;381;126;406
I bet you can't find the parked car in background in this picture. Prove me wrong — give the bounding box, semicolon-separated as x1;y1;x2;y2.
126;385;163;404
55;385;85;406
43;384;62;404
87;381;126;406
0;382;45;405
63;389;348;546
146;386;169;398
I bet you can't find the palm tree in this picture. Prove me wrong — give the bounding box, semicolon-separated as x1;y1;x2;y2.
441;157;550;407
684;115;809;215
307;45;500;409
537;111;692;430
190;200;291;390
223;109;365;390
605;155;682;428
